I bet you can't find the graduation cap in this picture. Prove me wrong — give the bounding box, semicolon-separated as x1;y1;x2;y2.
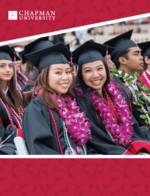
24;36;53;54
73;40;114;66
23;36;53;64
137;41;150;57
104;30;137;61
25;43;72;73
0;45;20;61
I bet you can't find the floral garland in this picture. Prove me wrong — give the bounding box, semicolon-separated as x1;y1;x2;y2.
35;87;91;147
76;81;133;148
111;68;150;129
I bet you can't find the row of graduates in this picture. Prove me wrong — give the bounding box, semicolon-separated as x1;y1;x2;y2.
0;29;150;155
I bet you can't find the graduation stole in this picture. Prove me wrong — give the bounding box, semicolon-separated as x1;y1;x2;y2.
76;81;133;148
111;68;150;129
142;71;150;89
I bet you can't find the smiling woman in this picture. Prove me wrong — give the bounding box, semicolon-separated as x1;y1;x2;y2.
73;40;150;155
22;43;93;155
0;46;24;155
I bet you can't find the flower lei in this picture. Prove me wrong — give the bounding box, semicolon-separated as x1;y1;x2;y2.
111;68;150;129
35;87;91;146
76;81;133;148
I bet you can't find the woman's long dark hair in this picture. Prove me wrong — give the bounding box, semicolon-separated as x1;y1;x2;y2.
0;68;24;115
24;64;75;109
73;60;110;110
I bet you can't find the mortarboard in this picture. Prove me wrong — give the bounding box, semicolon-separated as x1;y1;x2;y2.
23;36;53;64
25;43;71;73
137;41;150;57
104;30;137;61
0;45;20;61
73;40;114;66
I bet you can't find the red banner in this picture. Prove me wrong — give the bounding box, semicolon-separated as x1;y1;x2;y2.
0;0;150;41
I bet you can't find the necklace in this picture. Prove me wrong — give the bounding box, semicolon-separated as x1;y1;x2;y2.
54;94;91;147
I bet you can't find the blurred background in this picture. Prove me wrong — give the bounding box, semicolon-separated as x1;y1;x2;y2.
9;16;150;51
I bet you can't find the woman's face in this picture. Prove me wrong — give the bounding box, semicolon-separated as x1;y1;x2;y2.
0;60;14;82
82;60;107;96
48;63;73;94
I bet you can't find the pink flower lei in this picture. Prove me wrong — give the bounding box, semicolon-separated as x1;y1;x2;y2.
35;87;91;146
76;81;133;148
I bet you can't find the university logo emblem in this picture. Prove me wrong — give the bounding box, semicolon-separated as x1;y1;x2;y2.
8;11;18;20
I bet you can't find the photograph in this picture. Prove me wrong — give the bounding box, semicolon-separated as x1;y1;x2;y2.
1;14;150;156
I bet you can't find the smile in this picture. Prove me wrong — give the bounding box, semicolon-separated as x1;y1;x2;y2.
91;80;101;86
60;84;68;88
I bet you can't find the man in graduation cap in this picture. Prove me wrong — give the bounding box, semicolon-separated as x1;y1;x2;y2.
22;37;54;92
138;41;150;89
104;29;150;131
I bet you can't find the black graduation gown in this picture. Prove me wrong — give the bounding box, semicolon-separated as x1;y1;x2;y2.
112;75;149;129
22;98;93;155
23;80;35;92
76;92;150;155
0;90;22;155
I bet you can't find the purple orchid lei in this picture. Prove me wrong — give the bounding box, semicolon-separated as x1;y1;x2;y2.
35;87;91;146
76;81;133;148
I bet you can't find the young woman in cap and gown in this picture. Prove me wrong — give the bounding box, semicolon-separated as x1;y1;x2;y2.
138;41;150;89
22;37;54;92
73;40;150;155
22;43;93;155
0;46;24;154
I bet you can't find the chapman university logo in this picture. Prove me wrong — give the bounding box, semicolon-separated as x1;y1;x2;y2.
8;11;18;20
8;10;55;20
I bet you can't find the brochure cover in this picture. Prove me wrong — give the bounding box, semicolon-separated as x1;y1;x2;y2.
1;0;150;195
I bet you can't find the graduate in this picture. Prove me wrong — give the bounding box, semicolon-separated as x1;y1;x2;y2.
104;30;150;131
73;40;150;155
23;37;54;92
0;46;24;155
138;41;150;89
11;46;29;91
22;43;92;155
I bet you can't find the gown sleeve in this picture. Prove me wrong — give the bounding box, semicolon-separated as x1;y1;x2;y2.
76;96;132;155
22;98;61;155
